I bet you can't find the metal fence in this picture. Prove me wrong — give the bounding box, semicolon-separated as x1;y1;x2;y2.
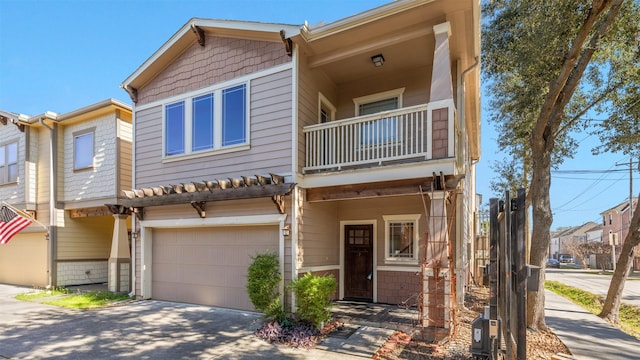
488;189;527;360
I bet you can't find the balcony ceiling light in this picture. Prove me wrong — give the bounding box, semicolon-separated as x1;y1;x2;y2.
371;54;385;67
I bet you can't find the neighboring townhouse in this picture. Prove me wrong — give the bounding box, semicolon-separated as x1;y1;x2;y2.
549;221;602;264
0;100;132;290
601;197;639;270
602;198;638;247
119;0;480;332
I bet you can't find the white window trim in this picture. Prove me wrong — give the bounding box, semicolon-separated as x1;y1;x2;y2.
161;81;251;160
353;88;405;149
383;214;421;264
318;92;336;123
73;128;96;171
353;87;405;115
0;141;18;184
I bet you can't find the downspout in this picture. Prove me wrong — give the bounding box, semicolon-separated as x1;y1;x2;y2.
39;115;58;287
457;56;479;308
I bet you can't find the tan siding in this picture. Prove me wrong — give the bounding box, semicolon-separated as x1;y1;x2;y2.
0;232;48;286
118;138;132;193
138;36;291;105
298;198;339;268
334;67;430;120
134;70;293;188
57;213;114;260
296;54;338;174
337;196;428;267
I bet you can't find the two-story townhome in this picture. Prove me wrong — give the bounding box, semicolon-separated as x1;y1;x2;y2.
119;0;480;332
0;100;132;290
601;197;639;270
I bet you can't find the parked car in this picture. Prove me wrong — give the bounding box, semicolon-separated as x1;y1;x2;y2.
559;254;574;263
546;258;560;268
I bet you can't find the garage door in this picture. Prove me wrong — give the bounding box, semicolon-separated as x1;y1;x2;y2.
152;226;279;311
0;232;48;287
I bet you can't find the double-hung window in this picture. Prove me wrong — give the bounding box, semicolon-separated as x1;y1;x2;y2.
383;214;420;263
164;83;248;157
0;142;18;184
74;130;95;170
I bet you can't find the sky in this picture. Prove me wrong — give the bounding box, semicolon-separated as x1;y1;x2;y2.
1;0;637;230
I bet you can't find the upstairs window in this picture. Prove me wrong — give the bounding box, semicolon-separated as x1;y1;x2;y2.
165;101;185;156
0;142;18;184
318;93;335;124
222;84;247;147
74;130;95;170
164;83;248;158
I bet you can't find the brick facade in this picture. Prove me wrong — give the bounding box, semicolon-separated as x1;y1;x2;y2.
377;270;421;306
432;107;449;159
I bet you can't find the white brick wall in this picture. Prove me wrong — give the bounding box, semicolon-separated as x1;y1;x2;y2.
57;260;108;286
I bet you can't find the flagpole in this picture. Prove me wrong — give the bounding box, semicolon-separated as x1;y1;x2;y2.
1;201;49;230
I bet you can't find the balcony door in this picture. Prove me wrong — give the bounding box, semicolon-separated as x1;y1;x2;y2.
355;89;403;147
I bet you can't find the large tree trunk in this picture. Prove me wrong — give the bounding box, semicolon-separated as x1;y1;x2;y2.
599;197;640;323
526;141;554;330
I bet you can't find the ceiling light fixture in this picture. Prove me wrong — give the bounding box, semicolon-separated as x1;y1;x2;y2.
371;54;385;67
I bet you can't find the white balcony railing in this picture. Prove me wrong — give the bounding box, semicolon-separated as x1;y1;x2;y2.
303;104;431;172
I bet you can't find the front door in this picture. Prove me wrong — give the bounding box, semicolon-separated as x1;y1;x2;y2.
344;224;373;301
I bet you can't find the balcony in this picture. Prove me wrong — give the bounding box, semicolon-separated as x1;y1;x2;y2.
303;103;454;177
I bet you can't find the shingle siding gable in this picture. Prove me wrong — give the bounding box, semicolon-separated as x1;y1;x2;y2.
137;35;291;105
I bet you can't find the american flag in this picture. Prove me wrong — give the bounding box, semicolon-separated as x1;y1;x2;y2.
0;206;32;245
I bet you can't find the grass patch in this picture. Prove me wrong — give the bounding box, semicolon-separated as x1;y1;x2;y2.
42;291;131;309
15;287;69;301
16;288;131;309
545;280;640;339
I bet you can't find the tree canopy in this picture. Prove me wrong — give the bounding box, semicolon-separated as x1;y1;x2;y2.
482;0;639;329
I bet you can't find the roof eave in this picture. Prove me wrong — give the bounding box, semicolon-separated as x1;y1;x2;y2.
121;18;300;91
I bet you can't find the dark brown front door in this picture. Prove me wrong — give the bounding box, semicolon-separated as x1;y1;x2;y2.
344;224;373;301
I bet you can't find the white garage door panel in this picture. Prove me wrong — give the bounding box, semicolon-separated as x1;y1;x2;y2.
152;226;279;311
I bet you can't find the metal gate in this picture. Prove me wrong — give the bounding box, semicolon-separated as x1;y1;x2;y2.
488;189;527;360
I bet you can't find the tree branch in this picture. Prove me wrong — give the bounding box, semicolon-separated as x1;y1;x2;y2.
532;0;617;143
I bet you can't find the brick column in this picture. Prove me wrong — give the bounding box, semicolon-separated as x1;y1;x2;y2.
423;191;451;330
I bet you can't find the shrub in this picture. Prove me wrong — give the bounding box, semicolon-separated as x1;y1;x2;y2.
289;272;337;329
247;252;284;321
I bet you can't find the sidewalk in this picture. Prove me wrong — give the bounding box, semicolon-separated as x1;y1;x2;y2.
545;290;640;360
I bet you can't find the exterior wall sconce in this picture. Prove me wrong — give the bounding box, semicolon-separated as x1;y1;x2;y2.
282;224;291;237
371;54;385;67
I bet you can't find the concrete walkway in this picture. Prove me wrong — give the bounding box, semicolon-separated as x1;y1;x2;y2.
545;290;640;360
0;283;393;359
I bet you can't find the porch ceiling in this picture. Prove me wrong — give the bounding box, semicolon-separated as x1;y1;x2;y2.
297;0;477;86
306;174;464;202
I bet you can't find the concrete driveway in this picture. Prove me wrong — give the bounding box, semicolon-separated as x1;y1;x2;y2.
0;284;387;359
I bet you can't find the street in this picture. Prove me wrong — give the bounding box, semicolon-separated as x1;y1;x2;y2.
545;268;640;307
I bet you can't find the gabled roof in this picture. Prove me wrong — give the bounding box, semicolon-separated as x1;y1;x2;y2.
1;99;131;127
600;198;638;215
121;18;301;92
